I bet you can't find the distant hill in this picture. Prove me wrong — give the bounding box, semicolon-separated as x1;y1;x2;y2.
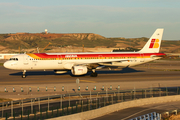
0;33;180;53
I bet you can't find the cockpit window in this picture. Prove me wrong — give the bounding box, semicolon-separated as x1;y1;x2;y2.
9;58;18;61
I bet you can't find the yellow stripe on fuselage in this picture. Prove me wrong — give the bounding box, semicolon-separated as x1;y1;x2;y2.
27;53;41;59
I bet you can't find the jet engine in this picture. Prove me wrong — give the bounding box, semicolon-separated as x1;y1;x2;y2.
71;66;88;75
54;70;68;74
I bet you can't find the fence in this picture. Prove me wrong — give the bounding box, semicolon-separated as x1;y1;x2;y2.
0;87;179;120
129;112;160;120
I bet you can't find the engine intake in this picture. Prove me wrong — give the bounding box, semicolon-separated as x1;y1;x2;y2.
71;66;88;75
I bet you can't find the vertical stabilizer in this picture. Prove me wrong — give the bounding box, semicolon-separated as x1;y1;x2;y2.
139;29;164;53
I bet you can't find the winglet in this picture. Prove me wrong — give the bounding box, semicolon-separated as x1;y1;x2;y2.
139;29;164;53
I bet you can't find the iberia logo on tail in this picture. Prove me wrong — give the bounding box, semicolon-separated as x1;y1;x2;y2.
149;39;159;48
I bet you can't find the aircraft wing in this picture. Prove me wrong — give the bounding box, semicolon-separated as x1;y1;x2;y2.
74;59;131;69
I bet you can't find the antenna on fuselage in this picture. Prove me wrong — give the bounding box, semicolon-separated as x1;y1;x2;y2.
37;47;39;53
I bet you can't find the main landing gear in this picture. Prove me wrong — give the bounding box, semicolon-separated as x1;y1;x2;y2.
90;69;98;77
22;70;26;78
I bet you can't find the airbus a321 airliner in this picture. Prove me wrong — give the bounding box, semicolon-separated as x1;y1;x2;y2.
4;29;166;78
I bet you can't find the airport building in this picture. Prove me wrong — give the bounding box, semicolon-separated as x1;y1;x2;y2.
0;54;18;59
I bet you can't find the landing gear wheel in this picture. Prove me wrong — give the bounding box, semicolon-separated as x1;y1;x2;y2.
90;72;98;77
22;74;26;78
22;70;26;78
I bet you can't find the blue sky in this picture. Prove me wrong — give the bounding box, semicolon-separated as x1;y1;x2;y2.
0;0;180;40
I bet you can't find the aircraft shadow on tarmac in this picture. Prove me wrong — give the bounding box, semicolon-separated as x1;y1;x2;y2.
9;67;144;77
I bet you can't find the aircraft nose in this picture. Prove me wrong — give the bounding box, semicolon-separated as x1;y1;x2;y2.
3;61;10;69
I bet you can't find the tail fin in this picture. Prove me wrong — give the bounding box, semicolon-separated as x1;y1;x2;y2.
139;29;164;53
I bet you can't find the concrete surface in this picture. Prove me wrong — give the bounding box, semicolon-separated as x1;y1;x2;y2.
0;60;180;100
48;95;180;120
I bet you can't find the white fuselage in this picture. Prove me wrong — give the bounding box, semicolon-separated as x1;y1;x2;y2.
3;52;164;71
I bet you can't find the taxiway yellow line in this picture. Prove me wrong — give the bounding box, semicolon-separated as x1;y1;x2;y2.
80;80;97;83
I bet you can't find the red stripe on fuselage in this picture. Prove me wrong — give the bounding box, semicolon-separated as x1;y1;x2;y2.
32;53;165;58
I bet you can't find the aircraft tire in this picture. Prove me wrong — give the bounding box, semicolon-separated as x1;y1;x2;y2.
22;74;26;78
90;72;98;77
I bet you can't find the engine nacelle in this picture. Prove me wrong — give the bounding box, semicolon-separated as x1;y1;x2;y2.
54;70;68;74
71;66;88;75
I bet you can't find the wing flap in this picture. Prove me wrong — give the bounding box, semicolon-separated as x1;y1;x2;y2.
74;59;130;69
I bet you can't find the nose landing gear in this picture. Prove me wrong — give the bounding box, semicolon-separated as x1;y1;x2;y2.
22;70;26;78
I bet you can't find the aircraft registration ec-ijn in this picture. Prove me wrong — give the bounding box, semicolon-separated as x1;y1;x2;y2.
4;29;166;78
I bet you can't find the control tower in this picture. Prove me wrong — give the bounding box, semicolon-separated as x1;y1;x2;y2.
45;29;48;34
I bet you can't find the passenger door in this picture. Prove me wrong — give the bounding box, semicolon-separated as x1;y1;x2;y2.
58;55;62;64
140;53;144;62
23;55;29;65
23;55;31;69
98;55;103;62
